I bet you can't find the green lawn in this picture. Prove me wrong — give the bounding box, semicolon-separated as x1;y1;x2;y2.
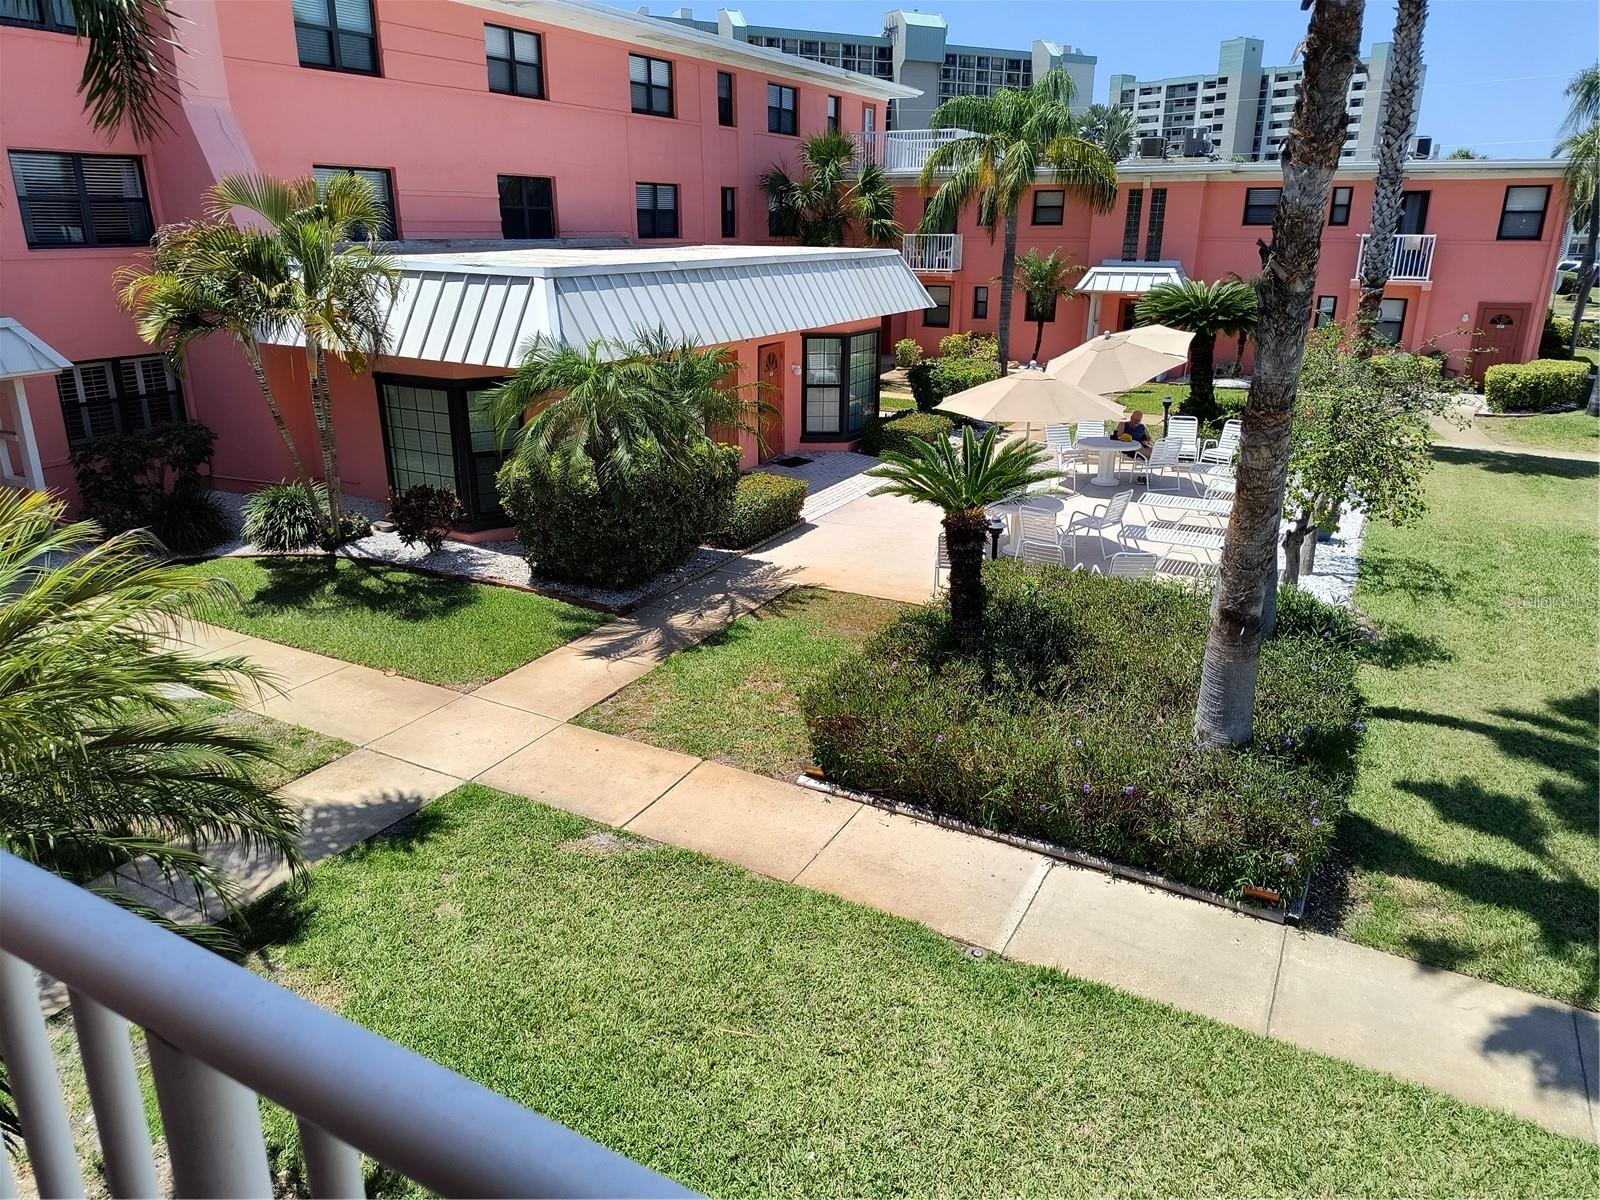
228;784;1593;1197
181;557;606;687
879;386;915;414
1473;410;1600;455
185;698;349;790
576;587;901;778
1549;285;1599;322
1337;449;1599;1007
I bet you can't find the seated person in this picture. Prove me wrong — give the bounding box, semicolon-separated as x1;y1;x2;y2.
1113;411;1154;460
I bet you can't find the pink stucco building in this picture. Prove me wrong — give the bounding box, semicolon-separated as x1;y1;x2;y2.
0;0;1568;534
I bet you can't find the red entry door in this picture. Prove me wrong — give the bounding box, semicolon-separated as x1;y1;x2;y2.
1470;303;1529;384
757;342;784;461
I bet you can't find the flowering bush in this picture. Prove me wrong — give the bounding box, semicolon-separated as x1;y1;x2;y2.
803;561;1362;900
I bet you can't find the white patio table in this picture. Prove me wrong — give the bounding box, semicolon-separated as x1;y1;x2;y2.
1075;435;1142;486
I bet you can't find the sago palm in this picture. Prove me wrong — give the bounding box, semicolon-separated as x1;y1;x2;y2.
1559;64;1600;356
1135;279;1258;426
919;69;1118;376
868;426;1056;643
761;131;899;246
1013;249;1081;364
0;489;301;918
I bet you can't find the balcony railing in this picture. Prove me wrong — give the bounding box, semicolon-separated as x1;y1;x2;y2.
851;129;974;174
901;233;963;273
0;852;690;1198
1357;232;1436;281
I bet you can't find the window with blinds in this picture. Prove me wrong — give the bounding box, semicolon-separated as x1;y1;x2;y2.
485;24;542;98
0;0;75;32
8;151;152;249
767;83;797;135
312;165;397;240
293;0;377;74
56;356;184;446
629;53;673;117
635;182;678;239
717;72;735;126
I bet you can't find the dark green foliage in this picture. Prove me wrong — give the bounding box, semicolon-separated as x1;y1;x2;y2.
804;561;1361;899
1557;270;1578;296
905;337;1002;413
906;361;940;412
1483;358;1593;412
858;412;956;457
242;483;367;552
708;473;808;549
1538;309;1573;360
893;338;922;368
499;441;740;588
388;484;463;553
70;422;226;555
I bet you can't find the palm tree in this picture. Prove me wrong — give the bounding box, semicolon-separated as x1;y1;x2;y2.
1134;279;1258;425
761;132;899;247
0;489;301;918
203;173;400;542
1013;249;1081;364
1558;65;1600;358
1193;0;1366;748
867;426;1056;644
1079;103;1139;161
919;69;1119;376
1354;0;1428;346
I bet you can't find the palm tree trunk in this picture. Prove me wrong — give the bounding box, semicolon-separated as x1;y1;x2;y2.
313;348;347;541
241;338;309;484
1194;0;1366;749
1355;0;1428;351
1031;319;1046;364
302;343;344;546
1189;331;1217;425
1571;201;1599;358
942;508;989;648
996;211;1019;377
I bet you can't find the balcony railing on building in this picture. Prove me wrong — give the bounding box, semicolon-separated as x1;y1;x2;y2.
851;129;975;174
1357;232;1436;282
901;233;963;274
0;852;689;1199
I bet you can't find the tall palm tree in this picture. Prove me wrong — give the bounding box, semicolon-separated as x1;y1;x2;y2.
66;0;178;139
867;426;1056;644
1558;64;1600;358
1013;249;1081;363
204;173;400;542
1354;0;1428;347
0;489;301;917
761;132;900;247
918;69;1119;376
1135;279;1258;425
1079;103;1139;161
1193;0;1367;748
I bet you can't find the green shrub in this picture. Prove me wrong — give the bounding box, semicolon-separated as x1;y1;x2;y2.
1556;270;1578;296
937;332;996;360
71;422;226;554
388;484;463;552
1483;358;1592;412
708;472;808;548
499;440;740;588
803;561;1361;900
905;339;1003;413
894;338;923;368
1543;311;1599;356
859;411;955;457
242;482;368;551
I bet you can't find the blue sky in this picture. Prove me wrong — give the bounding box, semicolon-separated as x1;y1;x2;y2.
620;0;1598;158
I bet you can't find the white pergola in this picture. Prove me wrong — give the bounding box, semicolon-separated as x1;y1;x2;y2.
0;318;69;492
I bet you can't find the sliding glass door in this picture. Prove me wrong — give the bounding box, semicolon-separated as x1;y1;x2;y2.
376;376;515;530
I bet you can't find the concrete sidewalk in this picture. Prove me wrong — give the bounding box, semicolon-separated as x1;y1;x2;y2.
176;590;1598;1144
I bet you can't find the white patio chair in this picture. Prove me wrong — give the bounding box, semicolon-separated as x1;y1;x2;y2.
1043;423;1074;466
932;532;951;596
1200;419;1243;466
1165;414;1200;461
1063;489;1133;567
1014;504;1065;568
1102;550;1159;580
1139;438;1189;492
1076;420;1109;443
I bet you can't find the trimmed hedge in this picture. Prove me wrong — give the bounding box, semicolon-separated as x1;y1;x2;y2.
859;411;956;457
803;561;1362;900
709;472;808;548
1483;358;1593;412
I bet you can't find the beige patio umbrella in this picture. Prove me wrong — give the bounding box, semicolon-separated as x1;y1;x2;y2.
1044;324;1193;395
934;368;1127;438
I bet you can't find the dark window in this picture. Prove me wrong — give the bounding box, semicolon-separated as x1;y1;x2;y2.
1243;186;1281;225
827;94;841;133
1314;295;1337;327
56;356;183;446
767;192;785;237
803;330;877;437
717;71;735;126
768;83;797;135
1398;190;1429;235
1144;187;1167;261
0;0;74;32
630;53;673;116
1121;188;1144;260
1328;185;1352;226
1023;293;1057;322
720;187;736;238
1498;185;1549;240
1031;189;1064;226
312;165;397;240
923;284;951;328
8;151;152;249
497;175;555;239
485;24;542;98
1374;296;1407;344
635;182;678;238
293;0;377;74
376;377;515;530
972;286;989;319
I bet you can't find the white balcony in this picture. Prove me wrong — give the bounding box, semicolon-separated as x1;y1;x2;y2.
902;232;963;273
851;128;975;174
1358;232;1436;282
0;852;686;1198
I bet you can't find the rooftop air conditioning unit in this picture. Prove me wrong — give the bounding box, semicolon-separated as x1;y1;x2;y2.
1138;135;1167;159
1409;135;1434;159
1182;128;1213;158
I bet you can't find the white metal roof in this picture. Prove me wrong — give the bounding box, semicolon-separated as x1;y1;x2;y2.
1075;262;1187;295
0;318;71;381
285;245;933;368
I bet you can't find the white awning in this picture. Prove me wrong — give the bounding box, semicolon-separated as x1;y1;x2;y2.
267;245;933;369
1074;262;1188;295
0;318;71;382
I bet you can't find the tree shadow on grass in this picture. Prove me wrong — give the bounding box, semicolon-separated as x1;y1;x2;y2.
246;557;477;624
1360;628;1455;670
1433;445;1600;480
1356;549;1461;605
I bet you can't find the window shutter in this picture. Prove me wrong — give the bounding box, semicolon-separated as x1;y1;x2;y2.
635;183;654;210
629;54;648;84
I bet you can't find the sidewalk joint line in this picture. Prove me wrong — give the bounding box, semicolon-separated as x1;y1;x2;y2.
1572;1009;1597;1141
997;859;1054;957
618;756;703;830
1263;924;1290;1035
789;803;862;883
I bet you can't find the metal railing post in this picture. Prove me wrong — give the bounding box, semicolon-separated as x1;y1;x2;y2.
146;1031;273;1199
68;990;161;1199
0;951;83;1199
297;1117;366;1198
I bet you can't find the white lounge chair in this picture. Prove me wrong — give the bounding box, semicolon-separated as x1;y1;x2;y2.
1165;414;1201;462
1200;419;1243;465
1063;489;1133;567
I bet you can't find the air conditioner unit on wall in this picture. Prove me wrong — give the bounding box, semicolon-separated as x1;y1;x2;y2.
1409;135;1433;159
1182;128;1213;158
1138;135;1167;159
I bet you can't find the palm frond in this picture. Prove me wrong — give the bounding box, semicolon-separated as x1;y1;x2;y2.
70;0;178;140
